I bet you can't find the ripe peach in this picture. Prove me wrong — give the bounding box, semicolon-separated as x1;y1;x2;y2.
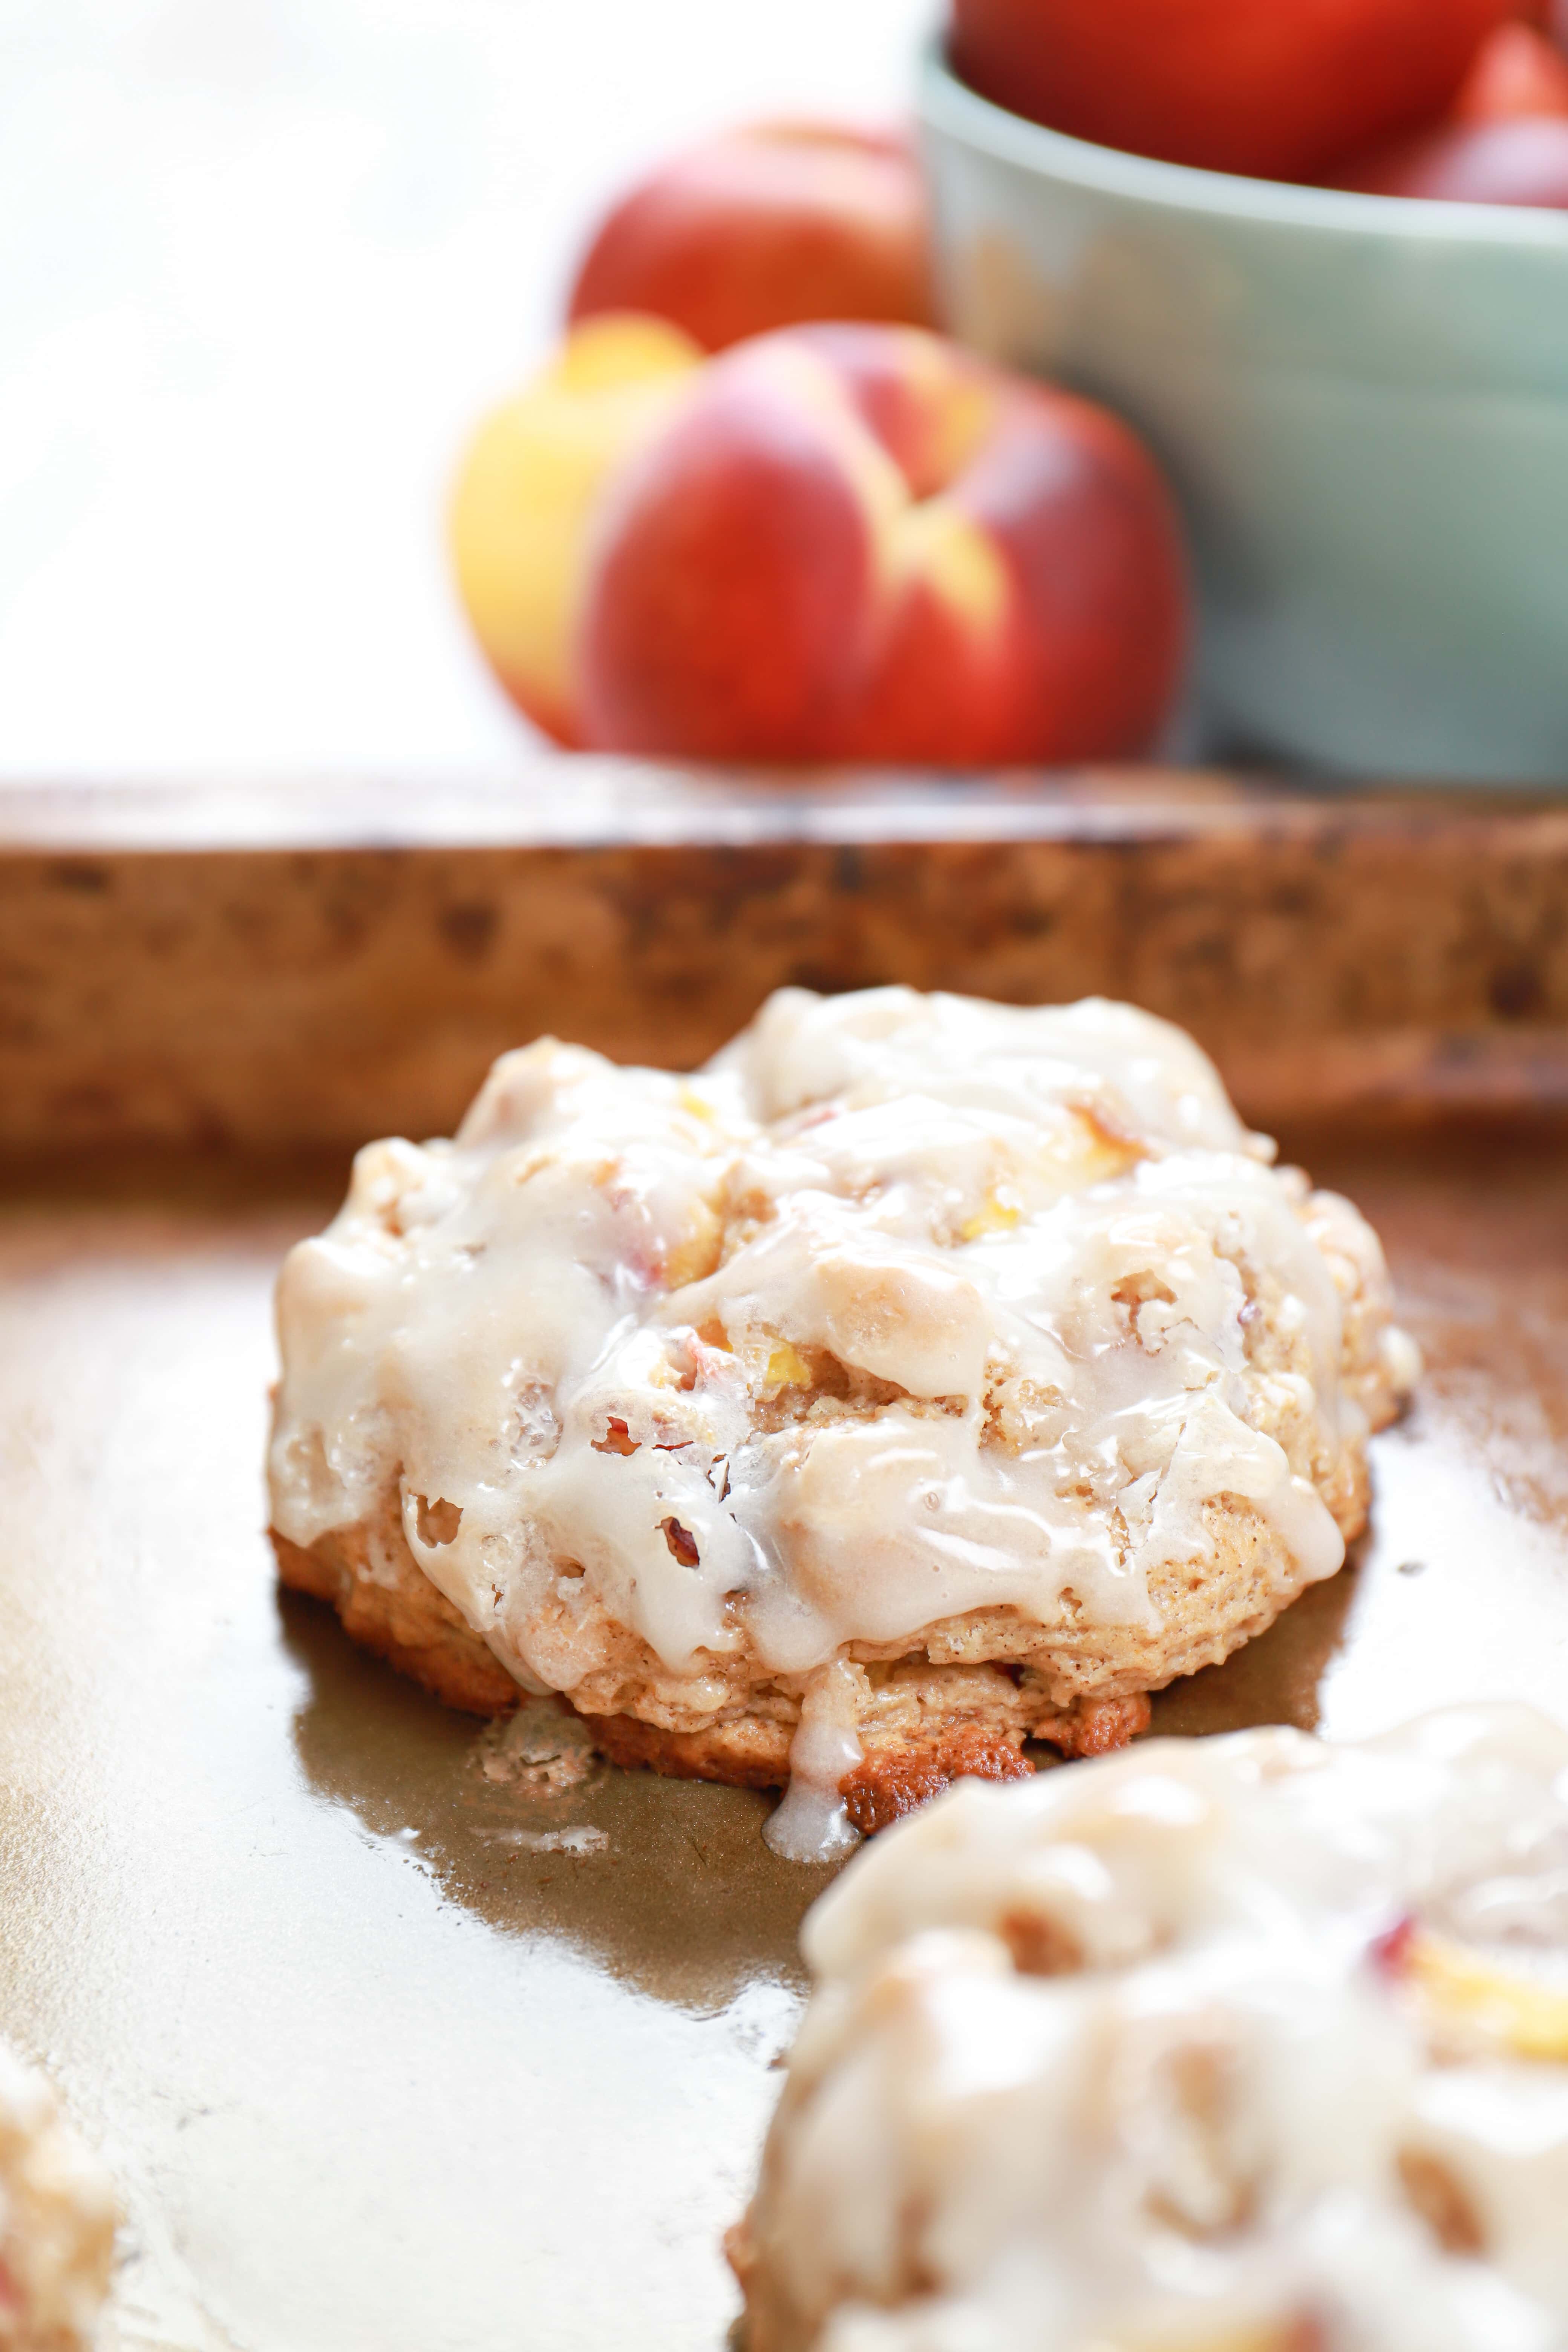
949;0;1515;182
449;314;701;743
576;324;1188;764
566;122;933;354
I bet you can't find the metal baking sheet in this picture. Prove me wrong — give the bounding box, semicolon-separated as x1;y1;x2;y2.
0;1120;1564;2351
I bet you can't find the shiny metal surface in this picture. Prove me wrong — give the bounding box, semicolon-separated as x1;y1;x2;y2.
0;1128;1564;2350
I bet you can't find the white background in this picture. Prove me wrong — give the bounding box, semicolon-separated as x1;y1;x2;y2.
0;0;934;778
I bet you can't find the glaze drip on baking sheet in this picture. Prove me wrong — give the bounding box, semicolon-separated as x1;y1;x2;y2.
269;988;1415;1852
733;1706;1568;2352
765;1660;866;1865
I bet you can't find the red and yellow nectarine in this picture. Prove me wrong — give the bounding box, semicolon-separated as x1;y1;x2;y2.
452;319;1188;766
567;122;933;354
449;314;701;743
949;0;1516;182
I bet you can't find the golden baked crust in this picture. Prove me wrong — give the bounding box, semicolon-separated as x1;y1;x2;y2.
271;1433;1384;1825
272;1522;521;1717
275;1501;1157;1821
583;1681;1153;1833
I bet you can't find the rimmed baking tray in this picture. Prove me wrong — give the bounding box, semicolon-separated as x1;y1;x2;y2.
0;766;1565;2352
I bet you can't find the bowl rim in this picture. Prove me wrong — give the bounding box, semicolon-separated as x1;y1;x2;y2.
920;39;1568;250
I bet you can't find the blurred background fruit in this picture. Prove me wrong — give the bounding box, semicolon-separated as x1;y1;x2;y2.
9;0;1568;785
455;320;1188;763
567;122;933;352
1452;18;1568;121
438;0;1568;774
450;315;701;743
945;0;1516;182
921;18;1568;781
1328;15;1568;201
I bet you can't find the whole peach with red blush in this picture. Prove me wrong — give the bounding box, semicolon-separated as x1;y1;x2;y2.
576;324;1188;763
567;123;932;354
949;0;1516;181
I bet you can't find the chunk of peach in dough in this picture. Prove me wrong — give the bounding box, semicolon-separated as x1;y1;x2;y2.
1405;1929;1568;2060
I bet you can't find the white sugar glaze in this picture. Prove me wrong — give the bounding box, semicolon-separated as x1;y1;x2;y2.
764;1660;866;1865
269;988;1412;1834
746;1707;1568;2352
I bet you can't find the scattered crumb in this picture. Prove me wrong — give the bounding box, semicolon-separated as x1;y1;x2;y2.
473;1699;602;1793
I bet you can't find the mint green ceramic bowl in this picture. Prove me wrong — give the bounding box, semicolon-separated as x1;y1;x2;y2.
920;47;1568;782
